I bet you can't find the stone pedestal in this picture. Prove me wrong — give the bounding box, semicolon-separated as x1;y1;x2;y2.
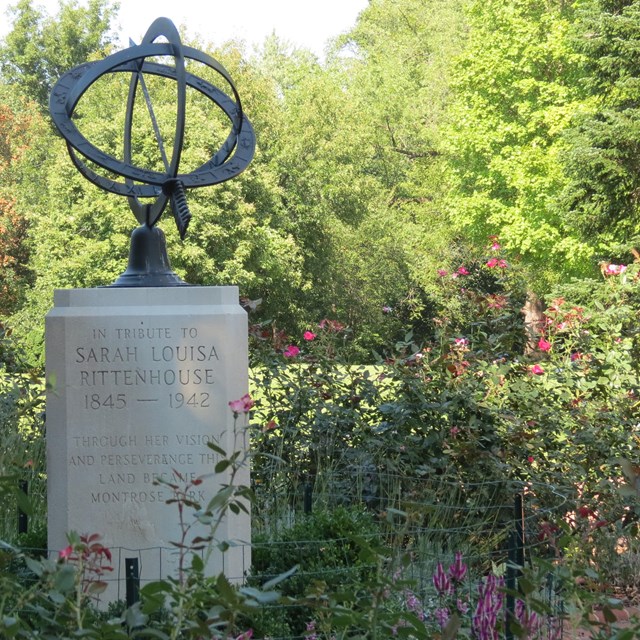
45;287;250;601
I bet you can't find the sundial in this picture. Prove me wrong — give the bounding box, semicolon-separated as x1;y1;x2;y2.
49;17;256;286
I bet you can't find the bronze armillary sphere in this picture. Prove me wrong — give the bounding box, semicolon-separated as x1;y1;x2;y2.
49;17;256;286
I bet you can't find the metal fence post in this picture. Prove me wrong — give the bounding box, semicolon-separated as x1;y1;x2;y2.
304;482;312;514
125;557;140;606
17;480;28;535
505;492;525;640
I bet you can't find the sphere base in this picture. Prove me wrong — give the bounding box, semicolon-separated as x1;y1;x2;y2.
111;225;188;287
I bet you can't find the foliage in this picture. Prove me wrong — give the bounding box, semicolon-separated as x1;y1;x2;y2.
557;0;640;253
250;506;379;637
0;414;279;640
1;0;640;636
0;0;118;110
1;259;639;637
0;86;48;317
445;0;595;283
0;350;45;543
0;0;473;362
2;0;640;360
248;249;640;601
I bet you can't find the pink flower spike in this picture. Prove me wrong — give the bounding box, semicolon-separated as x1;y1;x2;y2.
537;337;551;352
437;269;448;277
486;257;499;268
303;331;316;341
530;364;544;375
498;259;508;268
449;552;467;582
433;562;451;594
491;241;501;251
283;345;300;358
457;266;469;275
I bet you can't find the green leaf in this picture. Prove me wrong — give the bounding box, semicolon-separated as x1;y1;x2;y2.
215;573;236;601
206;442;227;456
518;577;535;595
214;459;232;473
262;564;298;590
48;589;66;604
53;565;76;592
191;554;204;572
134;629;171;639
15;487;33;516
206;485;234;511
24;556;43;577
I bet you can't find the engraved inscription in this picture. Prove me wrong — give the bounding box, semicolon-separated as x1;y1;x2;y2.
65;322;225;506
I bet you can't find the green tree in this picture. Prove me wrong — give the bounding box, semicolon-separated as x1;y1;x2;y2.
445;0;594;283
557;0;640;256
257;0;470;352
0;85;50;317
0;0;118;110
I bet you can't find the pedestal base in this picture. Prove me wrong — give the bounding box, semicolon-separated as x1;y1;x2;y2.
45;287;250;602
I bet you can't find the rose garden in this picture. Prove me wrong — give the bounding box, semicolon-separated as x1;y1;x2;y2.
1;239;639;639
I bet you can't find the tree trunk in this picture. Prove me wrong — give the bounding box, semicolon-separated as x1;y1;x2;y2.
521;291;545;355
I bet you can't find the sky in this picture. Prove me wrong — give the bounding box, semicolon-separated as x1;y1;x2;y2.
0;0;369;58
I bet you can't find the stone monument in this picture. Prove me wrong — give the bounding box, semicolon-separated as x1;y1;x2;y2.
46;18;255;601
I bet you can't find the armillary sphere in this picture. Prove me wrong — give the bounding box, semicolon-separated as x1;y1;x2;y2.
49;17;256;286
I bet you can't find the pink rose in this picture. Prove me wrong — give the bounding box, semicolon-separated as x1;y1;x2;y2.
283;345;300;358
537;338;551;352
229;393;254;414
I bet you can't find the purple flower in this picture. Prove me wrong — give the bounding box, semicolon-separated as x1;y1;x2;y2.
516;600;541;636
433;562;452;595
472;575;505;640
404;590;425;621
449;551;467;582
304;620;318;640
435;607;450;628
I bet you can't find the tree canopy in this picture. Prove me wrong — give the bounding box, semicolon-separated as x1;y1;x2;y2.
1;0;639;364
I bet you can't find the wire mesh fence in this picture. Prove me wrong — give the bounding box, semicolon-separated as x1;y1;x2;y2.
1;472;573;639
